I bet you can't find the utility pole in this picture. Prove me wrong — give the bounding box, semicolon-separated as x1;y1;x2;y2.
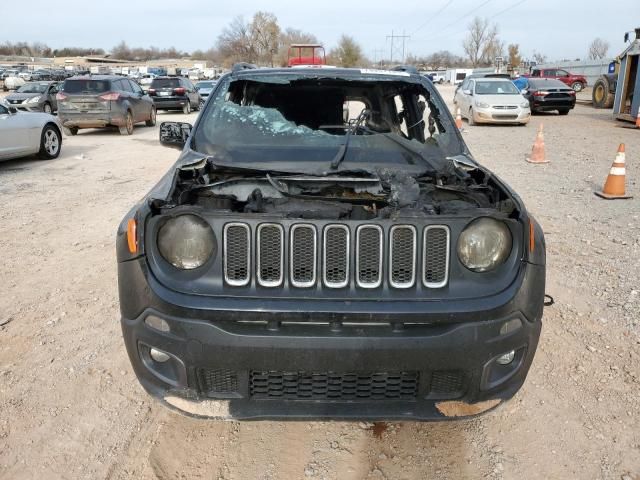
386;30;411;64
372;48;385;66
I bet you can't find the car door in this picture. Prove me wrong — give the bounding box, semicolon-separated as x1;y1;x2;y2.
0;105;36;160
129;80;152;118
48;83;59;111
454;77;469;108
183;79;196;107
117;79;139;121
555;69;571;86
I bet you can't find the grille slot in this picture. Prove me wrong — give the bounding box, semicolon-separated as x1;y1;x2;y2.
323;225;349;288
389;226;416;288
257;224;284;287
423;226;450;288
197;368;238;395
290;224;317;287
223;223;250;286
428;370;465;399
250;370;419;400
356;225;383;288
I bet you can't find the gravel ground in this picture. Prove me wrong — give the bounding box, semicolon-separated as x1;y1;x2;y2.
0;85;639;480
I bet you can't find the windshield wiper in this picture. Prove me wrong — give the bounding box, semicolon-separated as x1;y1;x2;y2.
330;108;370;170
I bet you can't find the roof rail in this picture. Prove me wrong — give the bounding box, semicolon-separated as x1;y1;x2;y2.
232;62;258;72
390;65;418;74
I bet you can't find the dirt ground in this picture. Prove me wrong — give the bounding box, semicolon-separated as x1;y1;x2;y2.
1;84;639;480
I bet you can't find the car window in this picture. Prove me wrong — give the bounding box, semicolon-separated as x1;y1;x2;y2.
63;79;111;94
151;78;181;89
460;78;470;90
475;80;519;95
118;79;133;92
129;80;144;94
557;70;569;76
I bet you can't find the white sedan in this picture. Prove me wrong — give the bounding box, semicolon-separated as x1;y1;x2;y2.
453;77;530;125
0;100;63;161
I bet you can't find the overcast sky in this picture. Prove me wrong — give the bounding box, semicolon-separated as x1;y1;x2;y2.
5;0;638;61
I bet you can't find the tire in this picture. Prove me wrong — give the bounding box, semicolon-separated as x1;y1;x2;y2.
43;102;52;114
558;109;570;115
64;126;78;136
182;101;191;114
199;97;206;109
468;108;476;126
592;77;614;109
37;124;62;159
145;107;156;127
571;82;584;92
119;111;134;135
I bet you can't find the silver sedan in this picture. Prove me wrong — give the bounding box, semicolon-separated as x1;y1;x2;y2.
0;100;63;161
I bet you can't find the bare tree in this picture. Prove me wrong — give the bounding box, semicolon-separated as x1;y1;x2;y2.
217;16;256;65
588;38;610;60
462;17;501;67
250;11;281;66
531;51;547;64
328;35;366;68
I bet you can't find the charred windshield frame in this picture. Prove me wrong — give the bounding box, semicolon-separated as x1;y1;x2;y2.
190;71;465;169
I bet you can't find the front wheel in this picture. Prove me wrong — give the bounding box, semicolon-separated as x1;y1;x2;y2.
146;107;156;127
119;111;134;135
37;125;62;159
43;102;52;114
571;82;583;92
182;101;191;114
63;126;78;136
558;109;570;115
468;108;476;126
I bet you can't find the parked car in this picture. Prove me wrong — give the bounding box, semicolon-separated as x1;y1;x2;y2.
117;65;546;421
521;78;576;115
5;81;60;113
454;77;530;125
18;71;32;82
195;80;217;105
0;99;63;161
525;68;587;92
148;76;201;114
454;73;511;94
3;75;25;91
57;75;156;135
138;74;157;92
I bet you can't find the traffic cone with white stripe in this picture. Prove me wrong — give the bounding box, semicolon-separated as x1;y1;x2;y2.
455;107;463;130
525;123;548;164
595;144;632;199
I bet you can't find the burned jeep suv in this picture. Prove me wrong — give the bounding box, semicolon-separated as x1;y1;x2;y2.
117;65;546;420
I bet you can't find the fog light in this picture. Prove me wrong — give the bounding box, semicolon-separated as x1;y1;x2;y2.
496;350;515;365
150;348;170;363
145;315;170;333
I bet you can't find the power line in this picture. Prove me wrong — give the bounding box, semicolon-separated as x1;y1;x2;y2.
490;0;527;19
410;0;455;36
441;0;494;30
387;30;411;63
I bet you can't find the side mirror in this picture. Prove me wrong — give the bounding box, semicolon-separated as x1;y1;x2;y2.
462;89;472;95
160;121;192;149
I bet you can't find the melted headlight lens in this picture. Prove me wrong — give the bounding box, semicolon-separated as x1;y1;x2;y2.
457;217;512;272
157;214;215;270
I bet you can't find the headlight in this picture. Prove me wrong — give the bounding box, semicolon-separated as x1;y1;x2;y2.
475;101;490;108
520;101;530;108
27;96;41;103
157;214;216;269
457;218;512;272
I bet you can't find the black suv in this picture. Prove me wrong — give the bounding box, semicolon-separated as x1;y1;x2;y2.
148;77;201;114
117;66;546;421
58;75;156;135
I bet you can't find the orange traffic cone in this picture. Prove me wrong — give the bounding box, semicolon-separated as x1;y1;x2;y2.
525;124;548;164
636;115;640;129
595;144;633;199
455;107;463;130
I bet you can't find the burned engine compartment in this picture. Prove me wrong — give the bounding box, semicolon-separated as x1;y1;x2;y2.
155;159;518;221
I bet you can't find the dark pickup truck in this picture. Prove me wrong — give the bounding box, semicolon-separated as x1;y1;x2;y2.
117;66;546;421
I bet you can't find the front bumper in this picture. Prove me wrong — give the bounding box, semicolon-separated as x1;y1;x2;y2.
119;257;545;421
474;106;530;124
58;111;126;128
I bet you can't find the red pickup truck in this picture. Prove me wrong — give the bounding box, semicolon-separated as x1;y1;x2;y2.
524;68;587;92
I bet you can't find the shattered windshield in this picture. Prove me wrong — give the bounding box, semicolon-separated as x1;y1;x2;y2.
192;73;463;172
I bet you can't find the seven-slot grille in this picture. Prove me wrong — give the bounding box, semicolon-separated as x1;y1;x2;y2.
223;223;449;289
